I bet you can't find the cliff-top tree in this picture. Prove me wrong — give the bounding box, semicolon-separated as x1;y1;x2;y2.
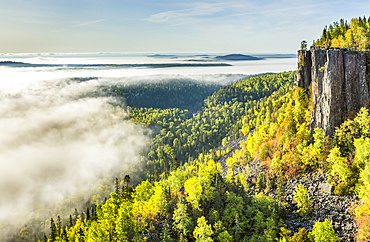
314;17;370;51
300;40;308;51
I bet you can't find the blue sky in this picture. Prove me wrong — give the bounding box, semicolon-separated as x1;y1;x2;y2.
1;0;370;53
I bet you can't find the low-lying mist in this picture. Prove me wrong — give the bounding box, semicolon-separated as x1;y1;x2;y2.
0;77;149;233
0;55;296;239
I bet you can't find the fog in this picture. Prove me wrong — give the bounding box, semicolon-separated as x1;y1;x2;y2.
0;54;297;238
0;76;149;230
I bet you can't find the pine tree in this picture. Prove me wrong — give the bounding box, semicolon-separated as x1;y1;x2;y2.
49;218;57;242
69;214;74;227
160;219;173;242
86;207;90;221
57;215;62;236
234;214;241;242
172;156;179;171
154;170;160;182
115;177;120;196
300;40;308;51
256;172;265;190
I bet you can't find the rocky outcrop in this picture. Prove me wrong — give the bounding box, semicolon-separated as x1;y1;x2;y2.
281;173;358;241
217;136;358;241
295;47;369;136
295;50;311;89
249;172;358;241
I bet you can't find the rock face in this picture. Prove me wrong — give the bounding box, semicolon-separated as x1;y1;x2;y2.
295;50;311;89
295;47;369;136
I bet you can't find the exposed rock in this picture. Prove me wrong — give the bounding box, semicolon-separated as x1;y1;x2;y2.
295;47;369;136
295;50;311;89
318;181;332;194
269;173;358;241
344;52;369;112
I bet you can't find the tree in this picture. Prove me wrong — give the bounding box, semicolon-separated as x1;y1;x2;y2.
116;200;137;241
160;219;173;242
114;177;120;196
172;156;180;171
184;176;202;210
86;207;90;221
293;184;312;218
193;216;213;242
173;198;192;239
50;218;57;242
310;219;339;242
69;214;73;227
300;40;308;51
85;221;110;241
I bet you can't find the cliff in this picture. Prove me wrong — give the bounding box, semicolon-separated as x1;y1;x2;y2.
295;47;369;136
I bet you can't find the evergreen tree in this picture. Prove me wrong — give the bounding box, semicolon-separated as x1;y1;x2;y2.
300;40;308;51
172;157;179;171
160;219;173;242
69;214;74;227
86;207;90;221
49;218;57;242
114;177;120;196
57;215;62;237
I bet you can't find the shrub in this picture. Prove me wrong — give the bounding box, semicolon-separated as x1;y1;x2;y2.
293;184;312;218
310;219;339;242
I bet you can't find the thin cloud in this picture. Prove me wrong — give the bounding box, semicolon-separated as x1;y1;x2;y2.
147;2;226;23
73;19;105;27
51;19;105;33
229;1;340;17
146;0;340;24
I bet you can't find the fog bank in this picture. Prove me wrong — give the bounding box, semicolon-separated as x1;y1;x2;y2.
0;77;148;226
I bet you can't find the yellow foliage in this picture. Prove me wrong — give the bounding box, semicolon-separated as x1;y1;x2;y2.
184;176;203;210
149;184;167;216
226;157;236;168
355;203;370;241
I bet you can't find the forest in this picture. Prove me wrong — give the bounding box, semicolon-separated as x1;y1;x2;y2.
313;16;370;51
10;17;370;242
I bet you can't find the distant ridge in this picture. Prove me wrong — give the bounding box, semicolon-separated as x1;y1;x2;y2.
215;54;261;61
0;61;231;68
147;54;177;58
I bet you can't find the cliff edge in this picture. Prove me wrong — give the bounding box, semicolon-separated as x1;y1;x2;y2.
295;47;369;136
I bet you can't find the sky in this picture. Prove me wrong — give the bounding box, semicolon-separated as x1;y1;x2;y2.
1;0;370;54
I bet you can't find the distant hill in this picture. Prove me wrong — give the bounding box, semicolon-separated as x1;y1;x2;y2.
254;54;297;58
215;54;261;61
147;54;177;58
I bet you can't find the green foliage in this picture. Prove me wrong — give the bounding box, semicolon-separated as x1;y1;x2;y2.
327;147;349;182
256;172;265;190
193;216;214;242
293;184;312;218
279;227;313;242
310;219;339;242
38;72;295;242
217;230;233;242
301;40;308;51
115;200;136;240
97;80;222;112
173;198;192;238
314;17;370;51
184;176;203;210
354;137;370;204
133;180;154;202
160;219;173;242
133;72;294;182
